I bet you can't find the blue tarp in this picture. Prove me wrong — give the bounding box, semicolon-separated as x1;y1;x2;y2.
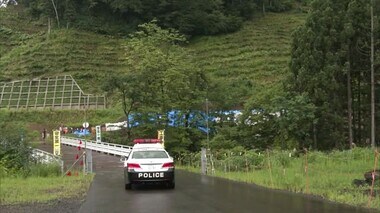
125;110;243;134
73;129;90;137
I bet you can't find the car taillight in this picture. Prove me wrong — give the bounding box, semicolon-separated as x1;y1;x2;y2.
127;163;141;170
162;162;174;169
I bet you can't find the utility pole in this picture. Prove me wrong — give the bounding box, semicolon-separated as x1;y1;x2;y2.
201;98;210;175
370;0;376;148
206;98;209;147
83;98;89;174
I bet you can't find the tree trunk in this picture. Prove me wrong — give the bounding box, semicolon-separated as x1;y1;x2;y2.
122;92;134;138
185;111;190;128
51;0;60;28
358;74;362;144
48;17;51;34
313;123;317;149
262;0;266;15
347;50;353;149
370;0;375;148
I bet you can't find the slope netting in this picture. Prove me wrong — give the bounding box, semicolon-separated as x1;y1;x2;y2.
0;75;105;109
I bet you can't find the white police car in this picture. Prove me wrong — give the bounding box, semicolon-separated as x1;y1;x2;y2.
123;139;175;189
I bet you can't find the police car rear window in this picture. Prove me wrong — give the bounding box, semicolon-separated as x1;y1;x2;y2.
132;151;169;159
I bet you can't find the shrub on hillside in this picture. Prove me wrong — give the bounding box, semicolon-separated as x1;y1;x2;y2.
267;0;293;12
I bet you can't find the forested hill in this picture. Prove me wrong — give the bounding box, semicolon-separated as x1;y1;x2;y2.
1;0;307;36
0;0;379;151
0;3;306;97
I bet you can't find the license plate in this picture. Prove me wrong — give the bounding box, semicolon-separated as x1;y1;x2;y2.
148;165;156;170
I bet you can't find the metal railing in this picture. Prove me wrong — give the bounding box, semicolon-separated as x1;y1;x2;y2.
61;136;132;157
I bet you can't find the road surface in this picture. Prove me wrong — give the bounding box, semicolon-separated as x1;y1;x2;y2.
75;149;374;213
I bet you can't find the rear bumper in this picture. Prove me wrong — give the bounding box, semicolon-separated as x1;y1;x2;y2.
125;169;175;183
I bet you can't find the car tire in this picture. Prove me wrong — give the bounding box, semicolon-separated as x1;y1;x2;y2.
125;183;132;190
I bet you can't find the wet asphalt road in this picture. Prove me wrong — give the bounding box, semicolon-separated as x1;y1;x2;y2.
72;148;375;213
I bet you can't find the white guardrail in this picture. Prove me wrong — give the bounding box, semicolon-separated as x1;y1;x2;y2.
61;136;132;157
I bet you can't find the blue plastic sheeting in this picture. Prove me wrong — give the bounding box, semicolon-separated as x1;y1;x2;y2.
126;110;243;134
73;129;90;137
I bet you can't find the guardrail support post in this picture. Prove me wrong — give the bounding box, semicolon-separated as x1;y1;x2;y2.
201;148;207;175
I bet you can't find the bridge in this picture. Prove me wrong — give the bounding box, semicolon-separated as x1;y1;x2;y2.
32;137;131;174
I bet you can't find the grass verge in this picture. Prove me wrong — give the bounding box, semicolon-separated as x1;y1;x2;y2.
0;174;94;205
178;148;380;210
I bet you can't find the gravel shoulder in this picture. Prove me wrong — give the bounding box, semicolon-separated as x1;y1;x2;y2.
1;198;84;213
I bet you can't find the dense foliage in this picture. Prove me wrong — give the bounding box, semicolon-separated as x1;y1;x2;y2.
288;0;380;149
18;0;307;35
0;123;32;176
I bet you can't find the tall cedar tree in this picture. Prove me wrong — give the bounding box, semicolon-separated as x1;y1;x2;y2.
290;0;379;149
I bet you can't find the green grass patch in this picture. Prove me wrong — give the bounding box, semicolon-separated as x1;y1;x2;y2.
179;148;380;210
0;174;94;204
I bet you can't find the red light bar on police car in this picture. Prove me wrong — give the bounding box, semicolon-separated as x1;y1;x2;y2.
133;139;162;144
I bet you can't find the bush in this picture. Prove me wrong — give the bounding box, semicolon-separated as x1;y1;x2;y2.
267;0;293;12
0;123;32;174
245;150;265;169
271;150;292;168
0;122;62;178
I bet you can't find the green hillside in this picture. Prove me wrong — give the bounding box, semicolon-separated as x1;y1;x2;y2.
189;12;306;106
0;5;42;59
0;5;306;101
0;27;24;57
0;6;127;93
0;29;126;93
0;5;44;33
